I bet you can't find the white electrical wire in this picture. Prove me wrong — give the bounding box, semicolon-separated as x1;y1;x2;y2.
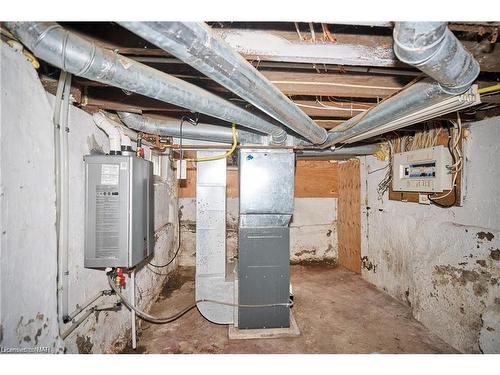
295;101;367;113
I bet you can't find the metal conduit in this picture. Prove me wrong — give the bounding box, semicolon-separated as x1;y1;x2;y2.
5;22;287;144
117;112;263;144
320;22;480;147
119;22;328;145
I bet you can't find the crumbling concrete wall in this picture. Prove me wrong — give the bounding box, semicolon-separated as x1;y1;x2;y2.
359;117;500;353
0;44;178;353
179;197;338;266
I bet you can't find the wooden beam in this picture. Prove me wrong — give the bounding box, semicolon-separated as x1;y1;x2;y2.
213;28;500;73
79;70;411;99
63;24;500;73
293;99;372;118
215;28;400;68
262;70;409;98
40;76;82;103
313;119;345;129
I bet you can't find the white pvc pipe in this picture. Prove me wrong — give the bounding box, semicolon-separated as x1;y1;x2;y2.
92;112;121;154
130;270;137;350
118;128;132;149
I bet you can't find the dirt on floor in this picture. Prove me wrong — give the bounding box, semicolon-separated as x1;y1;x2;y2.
122;265;457;354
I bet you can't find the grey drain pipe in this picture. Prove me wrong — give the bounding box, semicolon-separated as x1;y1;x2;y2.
321;22;480;147
117;112;263;144
119;22;328;145
5;22;287;144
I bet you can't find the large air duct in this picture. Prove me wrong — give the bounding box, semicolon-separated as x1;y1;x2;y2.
393;22;480;94
117;112;263;144
119;22;327;145
321;22;480;146
5;22;287;144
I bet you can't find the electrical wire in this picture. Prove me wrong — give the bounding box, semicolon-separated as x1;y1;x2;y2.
295;101;367;113
428;113;463;207
330;74;425;134
294;22;304;41
375;140;393;201
478;84;500;95
183;123;237;162
148;209;181;269
107;273;293;324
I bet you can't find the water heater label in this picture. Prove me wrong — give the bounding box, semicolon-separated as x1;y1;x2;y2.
101;164;119;185
95;185;120;258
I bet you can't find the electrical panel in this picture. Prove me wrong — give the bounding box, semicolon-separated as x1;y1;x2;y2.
84;155;154;268
392;145;453;193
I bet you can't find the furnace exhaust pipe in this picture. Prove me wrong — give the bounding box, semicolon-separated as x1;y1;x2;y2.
5;22;287;144
119;22;328;145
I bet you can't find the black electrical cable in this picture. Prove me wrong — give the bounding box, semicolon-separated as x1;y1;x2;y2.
148;114;199;270
147;209;182;268
178;114;199;161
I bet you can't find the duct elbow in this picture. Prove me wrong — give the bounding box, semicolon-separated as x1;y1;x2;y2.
394;22;480;94
117;111;149;133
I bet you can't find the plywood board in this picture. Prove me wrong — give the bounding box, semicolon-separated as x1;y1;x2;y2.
337;159;361;273
179;160;339;198
294;160;339;198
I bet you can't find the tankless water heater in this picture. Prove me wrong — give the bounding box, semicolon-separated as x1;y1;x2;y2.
84;155;154;268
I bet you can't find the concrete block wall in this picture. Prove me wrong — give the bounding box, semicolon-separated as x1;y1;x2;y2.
0;44;179;353
178;197;338;267
359;117;500;353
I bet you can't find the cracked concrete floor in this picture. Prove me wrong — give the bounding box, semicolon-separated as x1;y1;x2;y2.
125;265;457;354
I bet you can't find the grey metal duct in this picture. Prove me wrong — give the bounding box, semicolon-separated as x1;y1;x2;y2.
321;22;480;146
325;79;457;145
393;22;480;94
297;144;379;159
117;112;263;144
119;22;328;145
5;22;287;144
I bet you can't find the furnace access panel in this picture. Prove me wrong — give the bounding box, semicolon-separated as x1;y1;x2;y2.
84;155;154;268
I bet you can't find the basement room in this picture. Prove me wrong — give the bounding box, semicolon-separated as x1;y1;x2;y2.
1;2;500;368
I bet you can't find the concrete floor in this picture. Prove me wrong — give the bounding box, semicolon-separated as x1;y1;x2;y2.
127;265;457;354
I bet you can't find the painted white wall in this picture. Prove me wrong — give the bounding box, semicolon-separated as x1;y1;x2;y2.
179;197;337;267
0;45;178;353
359;117;500;353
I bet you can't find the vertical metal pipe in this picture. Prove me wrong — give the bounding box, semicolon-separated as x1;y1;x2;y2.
119;22;327;145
